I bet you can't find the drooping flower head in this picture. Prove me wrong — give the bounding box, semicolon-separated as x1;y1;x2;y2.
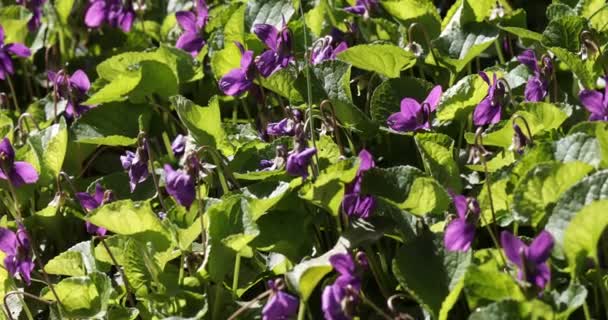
164;164;195;208
48;69;92;118
344;0;378;18
219;42;257;96
444;193;479;252
260;145;288;172
322;252;367;320
0;225;34;284
473;72;507;126
120;140;149;192
261;279;299;320
501;231;554;290
286;147;316;179
266;109;303;137
342;149;376;219
76;183;114;236
579;81;608;121
0;25;31;80
0;138;38;187
171;134;187;157
16;0;46;31
387;85;442;132
311;35;348;65
85;0;136;32
175;0;208;57
510;123;531;154
517;50;553;102
253;23;294;77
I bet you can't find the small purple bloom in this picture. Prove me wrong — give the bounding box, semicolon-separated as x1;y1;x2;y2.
171;134;186;157
311;36;348;65
261;279;299;320
219;42;257;96
16;0;46;31
342;149;376;219
0;225;34;285
266;110;302;137
387;85;442;132
517;50;552;102
253;23;294;77
501;230;554;290
175;0;208;57
344;0;378;18
76;183;114;236
0;25;31;81
473;72;506;126
48;69;92;118
0;138;38;188
85;0;135;32
286;147;316;179
322;253;366;320
444;193;479;252
164;164;195;208
579;82;608;121
120;146;149;192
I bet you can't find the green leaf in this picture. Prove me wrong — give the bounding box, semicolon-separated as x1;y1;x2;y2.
392;231;471;319
83;72;141;105
337;44;416;78
563;200;608;274
245;0;295;31
56;0;75;24
72;102;152;146
43;272;112;318
553;133;602;168
553;284;588;319
25;118;68;186
258;69;303;103
380;0;441;39
0;6;30;44
370;77;433;123
548;47;598;89
172;95;227;150
468;300;554;320
415;133;462;192
44;251;86;277
512;161;593;227
123;238;164;297
211;44;242;79
499;26;543;42
569;121;608;168
436;73;495;123
541;16;585;52
128;61;179;102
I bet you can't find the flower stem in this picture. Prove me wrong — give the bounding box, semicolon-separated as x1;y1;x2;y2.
297;299;306;320
144;137;168;212
100;238;135;306
226;289;272;320
494;39;506;65
360;292;393;320
6;75;20;112
3;290;51;320
232;253;241;295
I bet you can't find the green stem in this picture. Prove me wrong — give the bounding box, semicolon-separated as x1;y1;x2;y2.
212;284;224;320
494;39;506;65
583;300;592;320
6;76;20;112
360;292;392;320
596;271;608;319
232;254;241;295
363;246;391;299
208;149;230;194
297;299;306;320
144;138;168;212
178;253;185;286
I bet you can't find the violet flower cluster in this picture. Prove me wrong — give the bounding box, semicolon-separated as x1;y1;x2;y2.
473;72;507;126
48;69;93;118
261;279;299;320
387;85;442;132
121;140;150;192
0;225;34;285
322;252;367;320
76;183;114;236
0;138;38;187
501;231;554;290
175;0;208;57
579;80;608;121
518;50;553;102
16;0;46;31
341;149;376;219
0;25;31;81
85;0;136;32
444;193;479;252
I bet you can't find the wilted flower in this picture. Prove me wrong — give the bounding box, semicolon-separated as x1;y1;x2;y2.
0;25;31;81
342;149;376;219
311;36;348;65
267;109;302;137
517;50;552;102
387;85;442;132
260;145;287;171
344;0;378;18
85;0;136;32
473;72;507;126
444;193;479;252
219;42;256;96
322;252;367;320
0;138;38;187
0;225;34;284
579;82;608;121
76;183;114;236
16;0;46;31
501;231;554;290
48;69;92;118
175;0;208;57
164;164;195;208
286;147;316;179
510;123;530;154
254;23;293;77
171;134;186;157
120;143;149;192
261;279;299;320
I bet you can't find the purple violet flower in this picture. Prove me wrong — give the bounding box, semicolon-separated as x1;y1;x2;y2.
286;147;316;179
387;85;442;132
0;138;38;187
322;252;366;320
85;0;135;32
579;82;608;121
261;279;299;320
253;23;294;77
48;69;92;118
344;0;378;18
517;50;553;102
444;193;479;252
164;164;195;208
266;110;303;137
0;225;34;285
473;72;506;127
311;36;348;65
219;42;257;96
0;25;31;81
120;145;149;192
76;183;114;236
341;149;376;219
16;0;46;31
171;134;186;157
175;0;208;57
501;230;554;290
